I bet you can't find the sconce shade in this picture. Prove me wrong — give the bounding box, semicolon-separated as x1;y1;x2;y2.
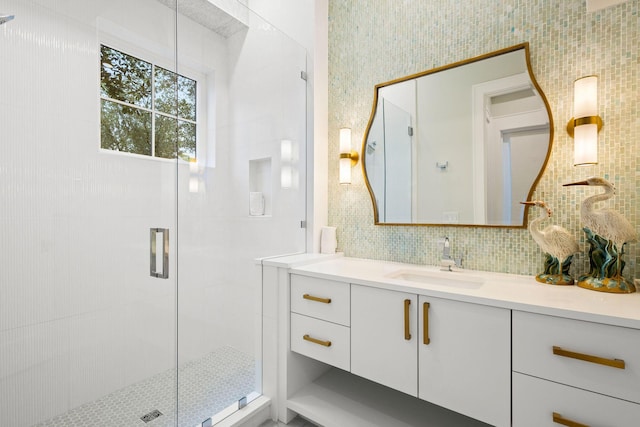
339;158;352;184
574;123;598;166
574;76;598;118
339;127;358;184
569;75;600;166
339;128;352;153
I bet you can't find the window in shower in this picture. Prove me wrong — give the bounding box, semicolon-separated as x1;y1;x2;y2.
100;44;197;161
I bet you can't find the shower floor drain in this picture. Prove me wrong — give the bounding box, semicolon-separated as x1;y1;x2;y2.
141;409;163;423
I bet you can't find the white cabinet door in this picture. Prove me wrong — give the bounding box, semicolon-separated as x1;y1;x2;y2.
351;284;418;396
418;296;511;427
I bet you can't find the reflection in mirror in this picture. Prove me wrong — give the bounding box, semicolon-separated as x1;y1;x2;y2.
363;43;552;227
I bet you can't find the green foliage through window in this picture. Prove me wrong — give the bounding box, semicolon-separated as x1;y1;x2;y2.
100;45;197;161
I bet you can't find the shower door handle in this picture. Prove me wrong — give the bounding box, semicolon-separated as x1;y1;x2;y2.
150;228;169;279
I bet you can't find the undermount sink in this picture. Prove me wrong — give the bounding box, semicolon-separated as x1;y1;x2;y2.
385;269;484;289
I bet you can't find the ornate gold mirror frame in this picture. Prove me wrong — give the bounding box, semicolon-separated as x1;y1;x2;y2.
362;43;553;228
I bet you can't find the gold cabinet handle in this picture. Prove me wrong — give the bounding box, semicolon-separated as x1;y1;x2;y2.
303;334;332;347
404;299;412;340
303;294;332;304
552;346;625;369
423;302;431;345
553;412;590;427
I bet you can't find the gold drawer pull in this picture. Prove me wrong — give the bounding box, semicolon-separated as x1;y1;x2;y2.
552;346;625;369
404;299;412;340
303;294;332;304
303;334;332;347
423;302;431;345
553;412;590;427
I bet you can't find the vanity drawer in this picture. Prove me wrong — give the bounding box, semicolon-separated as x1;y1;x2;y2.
513;372;640;427
290;313;350;371
513;311;640;403
291;274;350;326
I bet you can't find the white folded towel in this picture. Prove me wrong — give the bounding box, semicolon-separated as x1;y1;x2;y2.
320;226;337;254
249;192;265;216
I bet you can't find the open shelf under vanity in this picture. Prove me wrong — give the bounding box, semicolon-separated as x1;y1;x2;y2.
287;368;490;427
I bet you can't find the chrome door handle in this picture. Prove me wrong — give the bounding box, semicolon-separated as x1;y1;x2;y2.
150;228;169;279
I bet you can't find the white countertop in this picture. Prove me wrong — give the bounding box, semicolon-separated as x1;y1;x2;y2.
278;255;640;329
259;252;343;267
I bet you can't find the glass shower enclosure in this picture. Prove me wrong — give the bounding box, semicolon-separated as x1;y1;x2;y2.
0;0;307;425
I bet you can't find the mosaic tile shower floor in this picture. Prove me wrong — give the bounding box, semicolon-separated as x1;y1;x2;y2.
34;347;256;427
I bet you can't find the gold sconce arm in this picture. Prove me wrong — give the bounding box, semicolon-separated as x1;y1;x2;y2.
566;115;603;137
340;151;359;166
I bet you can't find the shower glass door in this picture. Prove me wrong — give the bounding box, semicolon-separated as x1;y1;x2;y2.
1;0;180;425
0;0;307;426
173;1;307;425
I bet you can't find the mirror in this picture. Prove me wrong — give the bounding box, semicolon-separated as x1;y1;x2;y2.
362;43;553;227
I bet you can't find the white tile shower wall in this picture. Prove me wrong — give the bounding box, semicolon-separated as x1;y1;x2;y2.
327;0;639;280
0;320;71;424
0;1;308;426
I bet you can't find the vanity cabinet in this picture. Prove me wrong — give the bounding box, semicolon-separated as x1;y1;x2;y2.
351;284;418;396
267;256;640;427
351;285;510;426
418;296;510;427
512;311;640;426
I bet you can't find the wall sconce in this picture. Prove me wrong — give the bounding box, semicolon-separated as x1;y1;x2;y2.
339;128;359;184
567;75;602;166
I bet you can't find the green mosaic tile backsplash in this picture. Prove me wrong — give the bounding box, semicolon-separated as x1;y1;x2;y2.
328;0;639;279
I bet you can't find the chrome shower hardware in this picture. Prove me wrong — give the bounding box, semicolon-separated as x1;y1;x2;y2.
0;14;15;25
150;228;169;279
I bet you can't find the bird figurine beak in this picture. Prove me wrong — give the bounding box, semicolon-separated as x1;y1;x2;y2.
563;180;589;187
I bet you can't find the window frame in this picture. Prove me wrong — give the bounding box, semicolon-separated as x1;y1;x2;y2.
98;29;208;165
